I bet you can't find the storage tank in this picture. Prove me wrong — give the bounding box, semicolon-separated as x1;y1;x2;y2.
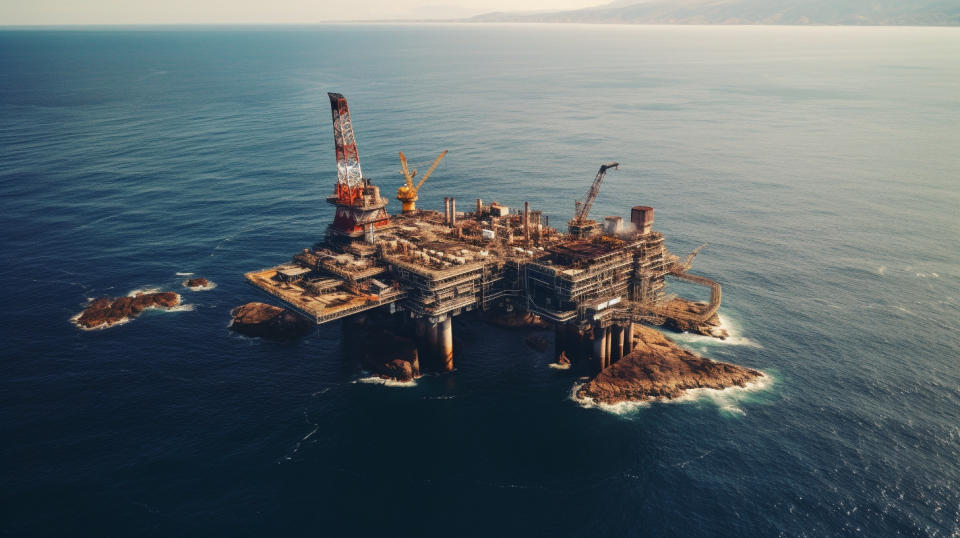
631;206;654;235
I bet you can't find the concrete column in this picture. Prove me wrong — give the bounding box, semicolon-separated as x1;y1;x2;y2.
604;328;613;368
611;325;624;364
476;198;482;214
438;317;454;372
625;322;635;355
415;317;428;364
409;346;421;377
426;320;439;370
444;197;450;225
592;326;607;372
450;197;456;227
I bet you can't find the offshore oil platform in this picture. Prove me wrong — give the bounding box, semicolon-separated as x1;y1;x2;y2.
245;93;723;373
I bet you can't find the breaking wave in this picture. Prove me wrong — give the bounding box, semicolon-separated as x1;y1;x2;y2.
669;314;762;349
126;287;162;297
353;375;417;388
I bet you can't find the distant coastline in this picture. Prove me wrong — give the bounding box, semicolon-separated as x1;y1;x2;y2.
3;21;960;29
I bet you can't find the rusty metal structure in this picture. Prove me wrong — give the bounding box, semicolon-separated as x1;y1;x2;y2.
326;92;390;242
246;93;724;373
568;162;618;239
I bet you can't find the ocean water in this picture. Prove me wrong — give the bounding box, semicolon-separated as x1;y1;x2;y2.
1;24;959;536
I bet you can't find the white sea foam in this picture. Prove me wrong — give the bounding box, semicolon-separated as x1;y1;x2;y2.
162;304;195;312
668;314;762;349
876;265;887;275
127;287;165;297
354;375;417;388
665;374;773;416
548;362;571;370
175;272;194;276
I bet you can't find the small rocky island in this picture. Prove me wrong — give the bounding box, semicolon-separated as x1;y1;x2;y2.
183;277;215;290
229;302;312;341
576;324;762;405
74;291;181;329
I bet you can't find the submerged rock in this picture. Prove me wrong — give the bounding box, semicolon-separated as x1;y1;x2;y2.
229;302;312;341
525;334;549;352
661;298;729;340
576;325;762;405
184;277;211;289
75;292;181;329
375;353;419;383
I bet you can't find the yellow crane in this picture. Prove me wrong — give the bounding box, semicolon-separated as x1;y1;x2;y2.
397;150;447;214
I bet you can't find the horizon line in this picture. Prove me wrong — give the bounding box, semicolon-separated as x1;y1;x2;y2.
3;21;960;29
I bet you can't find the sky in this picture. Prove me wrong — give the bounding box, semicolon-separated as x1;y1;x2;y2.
0;0;610;24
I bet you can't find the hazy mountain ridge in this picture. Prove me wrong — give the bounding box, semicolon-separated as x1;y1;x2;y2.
468;0;960;25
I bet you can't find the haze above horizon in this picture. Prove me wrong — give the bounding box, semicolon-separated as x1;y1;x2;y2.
2;0;958;26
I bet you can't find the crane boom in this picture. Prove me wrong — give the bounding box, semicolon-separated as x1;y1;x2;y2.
415;150;448;192
574;162;619;224
682;243;707;271
399;151;414;189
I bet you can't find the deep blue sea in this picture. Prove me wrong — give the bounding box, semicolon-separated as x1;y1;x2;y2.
2;24;959;536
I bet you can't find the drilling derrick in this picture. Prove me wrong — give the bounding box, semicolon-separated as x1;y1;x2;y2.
326;92;389;242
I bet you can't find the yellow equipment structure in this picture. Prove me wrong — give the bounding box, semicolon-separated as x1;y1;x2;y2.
397;150;448;214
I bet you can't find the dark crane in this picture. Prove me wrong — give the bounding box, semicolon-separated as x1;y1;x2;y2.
571;162;619;229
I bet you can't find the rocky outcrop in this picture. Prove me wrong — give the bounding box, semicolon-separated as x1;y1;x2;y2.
661;298;729;340
229;302;312;341
75;292;181;329
184;277;211;288
576;325;762;405
342;313;421;383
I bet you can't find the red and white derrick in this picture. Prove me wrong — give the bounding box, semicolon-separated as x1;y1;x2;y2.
326;92;389;241
328;92;364;205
